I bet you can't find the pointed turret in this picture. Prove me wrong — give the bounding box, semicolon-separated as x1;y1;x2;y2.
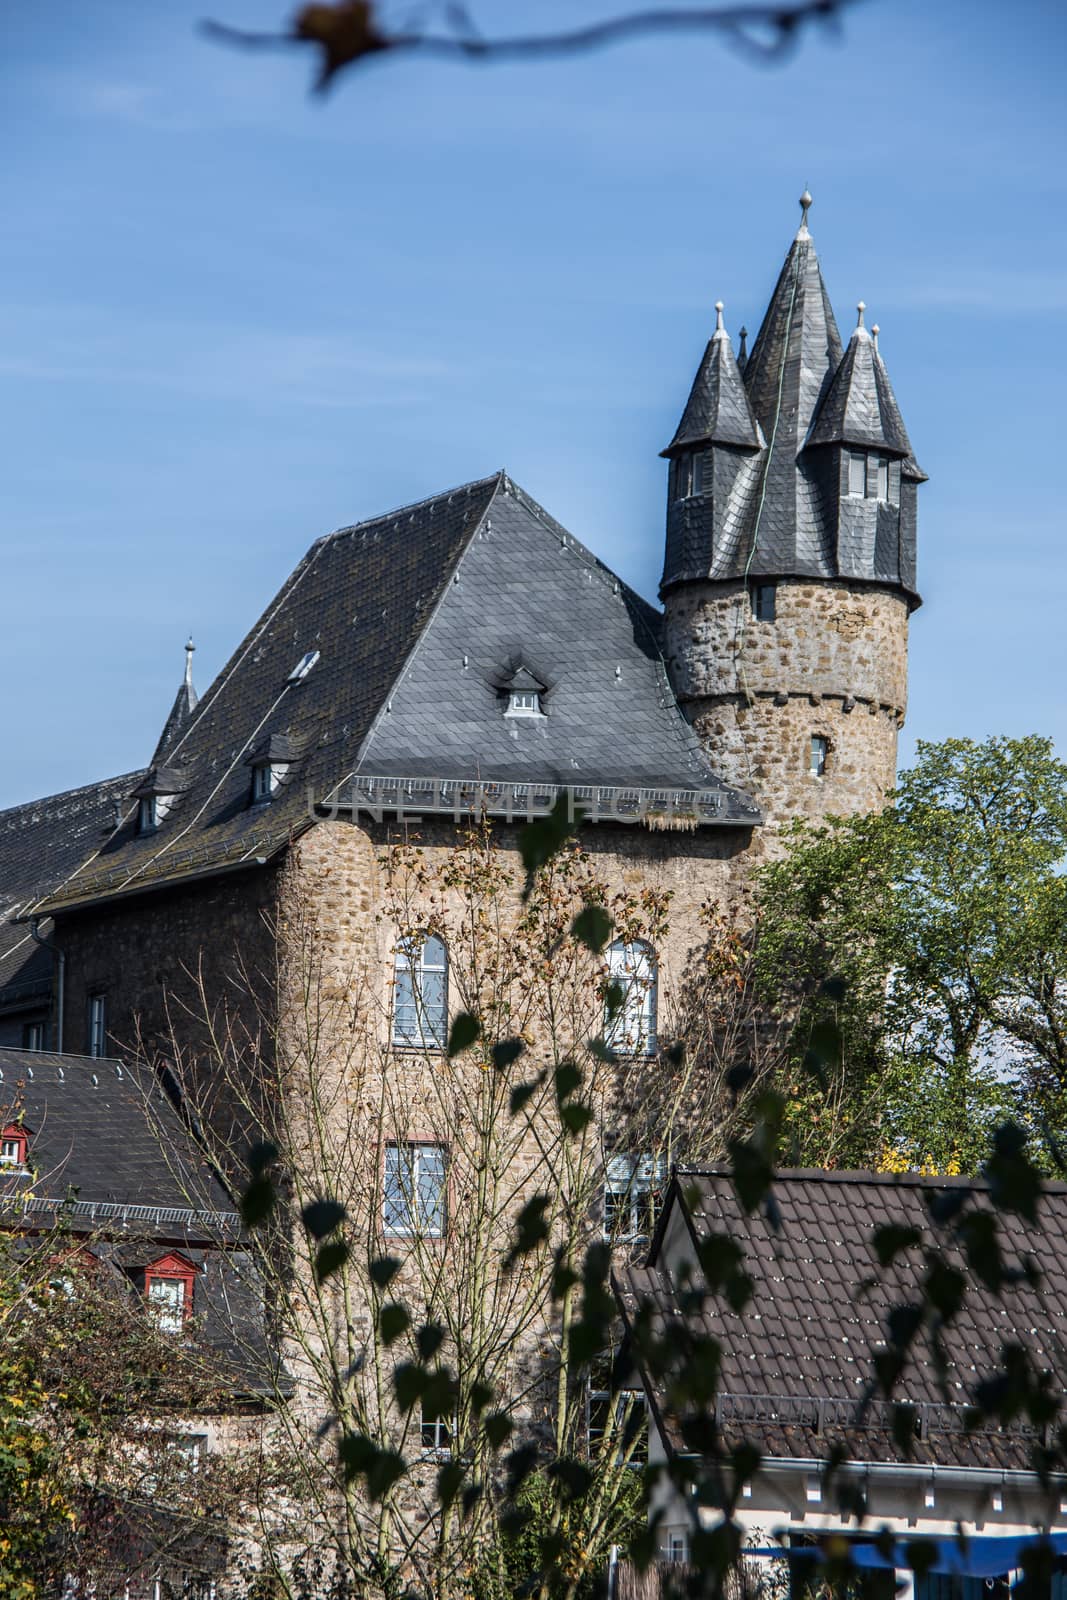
660;193;926;828
662;303;761;455
660;302;763;591
151;638;199;766
808;302;914;458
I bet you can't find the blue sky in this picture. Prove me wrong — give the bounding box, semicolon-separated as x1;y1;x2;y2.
2;0;1065;808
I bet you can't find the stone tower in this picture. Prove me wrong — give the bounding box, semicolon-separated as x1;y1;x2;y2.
660;195;925;829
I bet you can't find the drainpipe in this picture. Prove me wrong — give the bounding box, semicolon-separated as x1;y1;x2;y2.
30;918;64;1053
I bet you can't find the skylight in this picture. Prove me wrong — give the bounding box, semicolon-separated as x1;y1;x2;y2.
288;649;320;684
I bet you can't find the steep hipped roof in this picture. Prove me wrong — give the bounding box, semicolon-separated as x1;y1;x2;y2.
663;305;761;454
807;315;915;458
34;474;758;915
0;773;144;1003
618;1167;1067;1471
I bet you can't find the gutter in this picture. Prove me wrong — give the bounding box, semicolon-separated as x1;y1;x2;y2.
735;1456;1063;1491
30;918;64;1052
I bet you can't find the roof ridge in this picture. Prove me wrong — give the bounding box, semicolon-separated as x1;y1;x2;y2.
323;470;506;544
0;771;144;827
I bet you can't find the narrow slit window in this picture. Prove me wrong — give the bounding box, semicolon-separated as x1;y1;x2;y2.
751;582;776;623
88;993;107;1059
689;450;704;497
872;455;889;500
809;735;829;778
848;451;867;497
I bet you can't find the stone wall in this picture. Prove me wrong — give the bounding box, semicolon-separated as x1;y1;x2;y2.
663;577;910;825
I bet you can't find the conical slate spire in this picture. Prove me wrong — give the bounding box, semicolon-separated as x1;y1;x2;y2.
662;302;761;455
151;638;200;765
807;303;915;457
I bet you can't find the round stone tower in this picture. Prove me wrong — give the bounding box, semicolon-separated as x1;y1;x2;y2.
660;197;925;829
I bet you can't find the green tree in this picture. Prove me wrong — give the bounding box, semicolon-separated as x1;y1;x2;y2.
754;735;1067;1172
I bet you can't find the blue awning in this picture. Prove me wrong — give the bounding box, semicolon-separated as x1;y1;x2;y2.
746;1534;1067;1577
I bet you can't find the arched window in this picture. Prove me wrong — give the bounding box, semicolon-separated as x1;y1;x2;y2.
604;941;658;1057
393;933;448;1049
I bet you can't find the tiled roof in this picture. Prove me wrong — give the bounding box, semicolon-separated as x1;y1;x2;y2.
617;1167;1067;1470
33;474;757;915
0;773;144;1000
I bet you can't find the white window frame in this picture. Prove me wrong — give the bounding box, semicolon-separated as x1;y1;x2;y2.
168;1433;206;1473
147;1275;187;1335
809;734;829;779
88;993;107;1059
751;582;776;623
587;1386;648;1465
383;1142;447;1238
665;1531;689;1564
1;1137;24;1167
505;689;542;718
138;795;158;834
418;1405;454;1457
848;450;892;502
603;1152;665;1242
848;450;867;497
251;762;288;803
392;934;448;1049
604;940;658;1057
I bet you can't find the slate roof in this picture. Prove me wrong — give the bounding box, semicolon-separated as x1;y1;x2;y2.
807;319;917;460
660;212;922;602
32;474;757;916
0;1046;280;1395
0;1046;236;1224
663;310;762;454
617;1167;1067;1471
0;773;144;1005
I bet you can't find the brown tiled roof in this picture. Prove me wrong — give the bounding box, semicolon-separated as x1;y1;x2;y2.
617;1167;1067;1470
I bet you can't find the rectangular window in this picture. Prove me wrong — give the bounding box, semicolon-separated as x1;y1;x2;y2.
689;451;704;497
1;1138;23;1166
22;1021;46;1052
587;1386;648;1464
168;1434;206;1472
392;935;448;1049
148;1276;187;1334
809;735;829;778
384;1143;447;1237
848;451;867;496
872;455;889;500
419;1405;452;1456
751;582;776;623
88;993;107;1059
665;1532;689;1564
251;764;273;803
138;795;157;834
603;1152;664;1242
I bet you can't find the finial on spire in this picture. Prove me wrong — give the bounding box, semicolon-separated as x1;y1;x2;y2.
184;636;195;689
798;188;813;236
856;301;866;329
714;300;725;335
871;323;880;352
738;325;748;367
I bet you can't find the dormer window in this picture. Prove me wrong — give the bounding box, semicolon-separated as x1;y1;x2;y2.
499;665;547;719
133;768;184;835
246;735;296;804
0;1123;29;1170
144;1253;196;1334
507;689;541;717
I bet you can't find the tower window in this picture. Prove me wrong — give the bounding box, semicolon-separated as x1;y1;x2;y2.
674;451;705;500
88;993;107;1059
848;451;892;501
392;934;448;1049
809;735;829;778
751;582;776;623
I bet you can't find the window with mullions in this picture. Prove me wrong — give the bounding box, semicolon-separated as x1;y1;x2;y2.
88;993;107;1059
419;1404;453;1456
848;451;891;502
674;451;705;501
393;934;448;1049
147;1275;188;1334
751;582;777;623
383;1143;447;1237
603;1152;665;1242
587;1384;648;1464
809;734;829;778
604;940;658;1056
